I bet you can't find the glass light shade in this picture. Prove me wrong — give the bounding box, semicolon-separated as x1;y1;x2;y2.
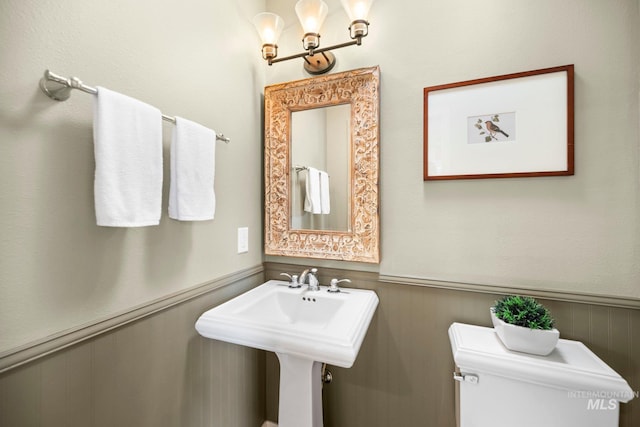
252;12;285;45
340;0;375;21
295;0;328;34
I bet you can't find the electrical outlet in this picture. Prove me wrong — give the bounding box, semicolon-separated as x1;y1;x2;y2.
237;227;249;254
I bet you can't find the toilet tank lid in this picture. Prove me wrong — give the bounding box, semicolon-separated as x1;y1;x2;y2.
448;323;634;402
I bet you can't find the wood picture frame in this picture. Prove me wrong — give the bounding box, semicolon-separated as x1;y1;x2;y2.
423;65;574;181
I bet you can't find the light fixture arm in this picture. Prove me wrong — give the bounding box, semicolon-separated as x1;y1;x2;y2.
268;37;361;65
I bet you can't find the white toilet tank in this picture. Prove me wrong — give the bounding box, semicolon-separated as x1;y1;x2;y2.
448;323;635;427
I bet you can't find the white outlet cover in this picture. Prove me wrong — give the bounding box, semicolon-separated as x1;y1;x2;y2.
237;227;249;253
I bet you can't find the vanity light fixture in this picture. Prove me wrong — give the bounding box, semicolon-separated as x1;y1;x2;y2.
253;0;375;75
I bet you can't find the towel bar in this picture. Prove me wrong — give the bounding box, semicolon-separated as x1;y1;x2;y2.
39;69;231;143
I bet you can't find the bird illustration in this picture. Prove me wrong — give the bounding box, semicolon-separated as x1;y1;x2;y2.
485;121;509;139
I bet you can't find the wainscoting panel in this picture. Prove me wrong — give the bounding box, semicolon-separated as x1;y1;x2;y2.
0;270;266;427
264;262;639;427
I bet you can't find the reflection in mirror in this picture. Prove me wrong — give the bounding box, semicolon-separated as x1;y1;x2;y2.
291;104;350;231
264;66;380;263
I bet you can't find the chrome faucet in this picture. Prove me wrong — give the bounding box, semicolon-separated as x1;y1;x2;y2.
299;268;320;291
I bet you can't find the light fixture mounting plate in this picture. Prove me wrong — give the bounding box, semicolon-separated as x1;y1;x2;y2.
303;51;336;75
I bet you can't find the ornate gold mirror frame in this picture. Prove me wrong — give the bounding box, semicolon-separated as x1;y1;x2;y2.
264;66;380;263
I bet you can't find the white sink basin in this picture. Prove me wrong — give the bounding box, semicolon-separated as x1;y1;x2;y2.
196;279;379;426
195;279;379;368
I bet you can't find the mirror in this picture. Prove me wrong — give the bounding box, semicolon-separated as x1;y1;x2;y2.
264;66;380;263
291;104;350;232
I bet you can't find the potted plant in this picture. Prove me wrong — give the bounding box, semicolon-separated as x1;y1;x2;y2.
490;295;559;356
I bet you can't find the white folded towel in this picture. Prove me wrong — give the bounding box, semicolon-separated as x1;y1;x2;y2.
169;117;216;221
93;87;163;227
304;167;321;214
319;171;330;214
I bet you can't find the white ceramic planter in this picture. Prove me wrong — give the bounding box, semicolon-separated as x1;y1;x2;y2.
490;309;559;356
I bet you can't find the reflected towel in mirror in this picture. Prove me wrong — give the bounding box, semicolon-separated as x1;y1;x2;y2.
304;167;331;215
320;171;330;214
304;167;321;214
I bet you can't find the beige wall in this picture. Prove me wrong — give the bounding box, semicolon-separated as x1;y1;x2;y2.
0;0;266;354
265;0;640;299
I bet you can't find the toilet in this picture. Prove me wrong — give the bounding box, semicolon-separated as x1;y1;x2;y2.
448;323;635;427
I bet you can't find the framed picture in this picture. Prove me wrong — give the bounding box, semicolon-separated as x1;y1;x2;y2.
423;65;574;180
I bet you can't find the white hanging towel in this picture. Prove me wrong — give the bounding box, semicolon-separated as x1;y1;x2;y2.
304;167;321;214
93;87;163;227
169;117;216;221
319;171;330;214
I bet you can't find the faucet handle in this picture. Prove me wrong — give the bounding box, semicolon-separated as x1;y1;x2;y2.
328;278;351;293
280;272;301;288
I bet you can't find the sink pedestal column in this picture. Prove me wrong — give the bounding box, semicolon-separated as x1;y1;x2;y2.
276;353;323;427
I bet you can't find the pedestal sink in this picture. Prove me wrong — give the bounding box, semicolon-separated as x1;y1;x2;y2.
195;279;379;427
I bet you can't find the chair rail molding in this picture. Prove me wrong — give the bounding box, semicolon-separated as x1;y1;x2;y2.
378;274;640;309
0;264;265;373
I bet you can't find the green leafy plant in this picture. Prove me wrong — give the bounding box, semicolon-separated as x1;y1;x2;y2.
492;295;555;330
